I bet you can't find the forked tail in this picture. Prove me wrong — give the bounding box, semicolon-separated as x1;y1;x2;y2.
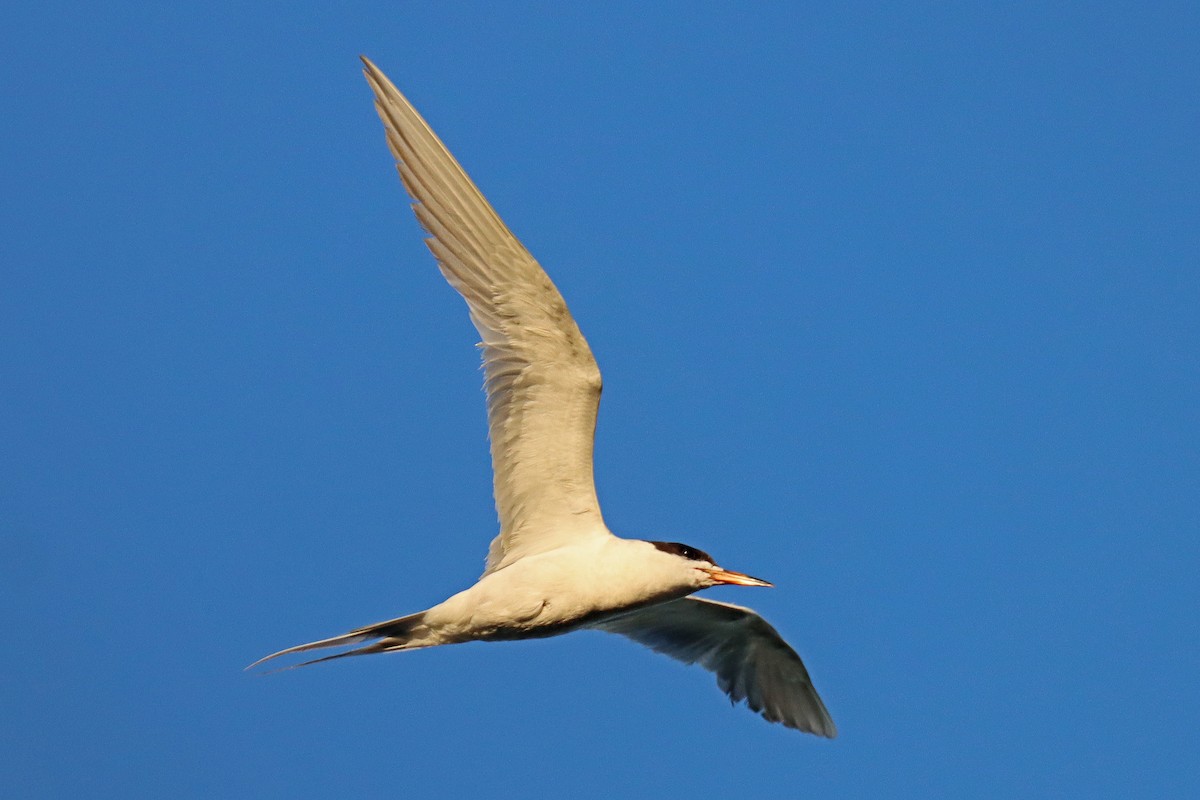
246;611;429;672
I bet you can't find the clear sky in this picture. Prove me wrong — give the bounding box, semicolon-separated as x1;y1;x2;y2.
3;2;1197;798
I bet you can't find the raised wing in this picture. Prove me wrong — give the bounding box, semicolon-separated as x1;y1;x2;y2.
596;597;837;737
361;58;607;574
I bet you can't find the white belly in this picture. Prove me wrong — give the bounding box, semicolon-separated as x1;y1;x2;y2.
421;537;694;643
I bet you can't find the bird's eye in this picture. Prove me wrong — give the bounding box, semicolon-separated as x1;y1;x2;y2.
650;541;714;563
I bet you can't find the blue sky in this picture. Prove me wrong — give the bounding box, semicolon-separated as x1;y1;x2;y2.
3;2;1197;797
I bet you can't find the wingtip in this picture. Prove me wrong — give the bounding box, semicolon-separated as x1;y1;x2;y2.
811;709;838;739
779;711;837;738
359;55;390;96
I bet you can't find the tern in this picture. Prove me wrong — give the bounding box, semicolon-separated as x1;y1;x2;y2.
251;56;836;738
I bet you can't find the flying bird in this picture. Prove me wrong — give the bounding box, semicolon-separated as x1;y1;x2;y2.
251;56;836;738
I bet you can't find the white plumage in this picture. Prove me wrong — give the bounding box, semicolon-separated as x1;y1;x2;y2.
251;56;836;738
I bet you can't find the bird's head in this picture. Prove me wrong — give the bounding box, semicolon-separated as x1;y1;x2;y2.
649;541;773;590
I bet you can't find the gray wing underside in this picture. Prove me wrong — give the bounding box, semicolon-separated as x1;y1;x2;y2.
596;597;837;737
361;58;607;574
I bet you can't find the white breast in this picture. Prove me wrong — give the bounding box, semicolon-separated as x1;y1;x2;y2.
422;538;696;642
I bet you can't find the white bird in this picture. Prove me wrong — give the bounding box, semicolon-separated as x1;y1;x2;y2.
251;56;836;738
